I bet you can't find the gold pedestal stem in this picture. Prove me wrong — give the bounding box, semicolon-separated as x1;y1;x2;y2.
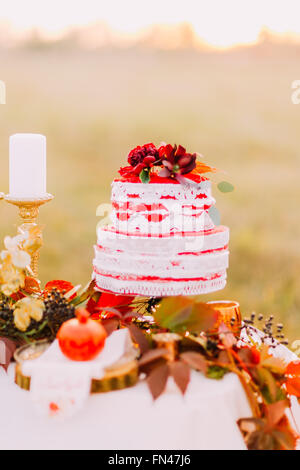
4;194;54;278
152;333;181;361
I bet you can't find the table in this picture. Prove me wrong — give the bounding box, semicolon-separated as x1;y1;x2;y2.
1;331;299;450
0;364;253;450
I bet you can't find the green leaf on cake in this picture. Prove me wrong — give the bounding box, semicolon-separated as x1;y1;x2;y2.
153;296;219;334
139;168;150;184
217;181;235;193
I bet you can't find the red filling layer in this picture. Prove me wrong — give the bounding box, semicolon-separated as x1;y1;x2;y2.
96;244;228;256
101;225;227;238
93;266;224;282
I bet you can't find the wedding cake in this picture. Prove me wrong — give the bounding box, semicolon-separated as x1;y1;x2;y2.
93;143;229;297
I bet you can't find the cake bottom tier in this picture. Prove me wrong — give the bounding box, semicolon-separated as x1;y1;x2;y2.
93;269;227;297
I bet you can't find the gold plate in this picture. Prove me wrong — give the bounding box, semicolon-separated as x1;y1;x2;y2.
14;340;139;394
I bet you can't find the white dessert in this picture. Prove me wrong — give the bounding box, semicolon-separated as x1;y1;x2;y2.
93;176;229;296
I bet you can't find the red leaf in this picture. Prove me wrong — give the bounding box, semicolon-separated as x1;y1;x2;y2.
139;348;169;367
86;291;102;314
180;351;208;374
97;292;135;310
24;276;41;294
147;363;169;400
169;361;190;395
286;377;300;397
286;360;300;377
101;318;119;336
0;337;17;372
10;291;26;302
127;323;149;354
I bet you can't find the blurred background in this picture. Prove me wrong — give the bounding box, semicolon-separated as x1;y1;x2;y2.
0;0;300;338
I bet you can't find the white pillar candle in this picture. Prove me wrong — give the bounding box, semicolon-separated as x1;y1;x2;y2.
9;133;47;198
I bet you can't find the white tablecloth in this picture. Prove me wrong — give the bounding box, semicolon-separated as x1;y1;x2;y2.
0;364;252;450
1;335;300;450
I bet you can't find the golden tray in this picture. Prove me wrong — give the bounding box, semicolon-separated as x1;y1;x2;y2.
14;340;139;394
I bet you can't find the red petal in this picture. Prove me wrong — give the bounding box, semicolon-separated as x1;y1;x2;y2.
286;360;300;377
143;156;156;165
175;145;186;157
286;377;300;397
163;144;174;160
98;293;135;308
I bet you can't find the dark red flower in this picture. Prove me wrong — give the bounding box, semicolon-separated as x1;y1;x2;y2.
158;144;197;176
126;143;159;175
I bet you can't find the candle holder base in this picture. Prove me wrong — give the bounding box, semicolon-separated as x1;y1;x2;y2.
5;194;54;278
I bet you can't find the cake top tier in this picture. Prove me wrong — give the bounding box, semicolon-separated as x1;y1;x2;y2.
118;142;216;185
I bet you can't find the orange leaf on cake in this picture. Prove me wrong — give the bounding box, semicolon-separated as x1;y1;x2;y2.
192;160;217;175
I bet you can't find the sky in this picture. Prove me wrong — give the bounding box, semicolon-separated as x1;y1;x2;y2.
1;0;300;47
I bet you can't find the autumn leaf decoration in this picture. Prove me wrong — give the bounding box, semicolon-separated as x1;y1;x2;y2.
153;296;220;335
139;346;208;400
138;296;219;400
238;400;298;451
86;291;149;354
0;337;17;371
193;159;217;175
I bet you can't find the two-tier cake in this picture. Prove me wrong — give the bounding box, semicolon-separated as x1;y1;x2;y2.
93;143;229;297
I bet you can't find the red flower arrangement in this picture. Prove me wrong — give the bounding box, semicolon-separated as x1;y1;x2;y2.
119;142;215;183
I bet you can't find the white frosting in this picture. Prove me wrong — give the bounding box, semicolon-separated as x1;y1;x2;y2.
93;272;227;297
111;180;215;235
94;246;229;278
111;179;213;204
93;178;230;296
97;225;229;254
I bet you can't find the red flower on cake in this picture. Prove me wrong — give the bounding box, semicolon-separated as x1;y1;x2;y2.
128;143;159;174
158;144;197;177
119;142;215;182
119;143;160;182
44;280;76;299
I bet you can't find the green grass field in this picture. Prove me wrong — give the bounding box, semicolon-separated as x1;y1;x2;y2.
1;45;300;340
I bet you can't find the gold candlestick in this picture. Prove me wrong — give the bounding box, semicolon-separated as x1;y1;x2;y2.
0;193;4;200
4;194;54;278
